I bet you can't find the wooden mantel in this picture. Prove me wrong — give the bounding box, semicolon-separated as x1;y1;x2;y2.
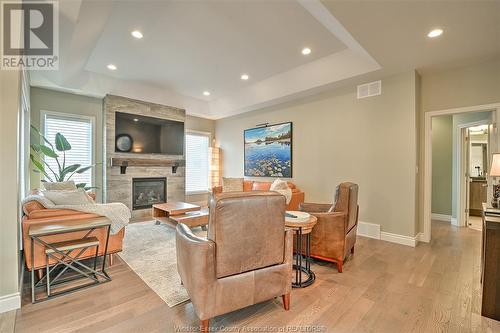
110;157;185;174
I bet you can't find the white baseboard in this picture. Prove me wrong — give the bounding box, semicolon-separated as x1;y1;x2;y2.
357;221;380;239
451;217;458;226
431;213;452;222
416;232;429;243
0;292;20;314
381;231;418;247
358;221;418;247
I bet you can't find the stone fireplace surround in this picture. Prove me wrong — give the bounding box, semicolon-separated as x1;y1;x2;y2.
104;94;186;219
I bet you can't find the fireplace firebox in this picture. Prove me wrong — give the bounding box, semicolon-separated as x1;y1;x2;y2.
132;177;166;210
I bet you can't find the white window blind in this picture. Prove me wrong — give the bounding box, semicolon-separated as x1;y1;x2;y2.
43;112;93;187
186;133;209;193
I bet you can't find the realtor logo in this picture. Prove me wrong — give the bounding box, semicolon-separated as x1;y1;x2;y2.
1;1;59;70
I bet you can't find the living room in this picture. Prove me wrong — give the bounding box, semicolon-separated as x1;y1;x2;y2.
1;1;500;332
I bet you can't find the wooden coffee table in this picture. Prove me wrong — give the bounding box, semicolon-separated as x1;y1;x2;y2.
152;202;209;229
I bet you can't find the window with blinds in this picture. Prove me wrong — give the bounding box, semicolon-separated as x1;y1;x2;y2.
186;133;210;193
42;112;94;186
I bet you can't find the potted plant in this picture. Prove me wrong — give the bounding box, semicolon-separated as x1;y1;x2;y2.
30;125;95;190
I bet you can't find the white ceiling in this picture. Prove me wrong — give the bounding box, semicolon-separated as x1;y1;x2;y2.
30;0;500;119
85;1;346;100
322;0;500;74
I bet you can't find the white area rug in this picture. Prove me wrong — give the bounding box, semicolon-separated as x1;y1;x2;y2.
118;221;206;307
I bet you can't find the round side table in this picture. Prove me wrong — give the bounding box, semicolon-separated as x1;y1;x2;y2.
285;215;317;288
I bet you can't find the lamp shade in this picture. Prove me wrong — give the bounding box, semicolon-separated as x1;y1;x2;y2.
490;153;500;176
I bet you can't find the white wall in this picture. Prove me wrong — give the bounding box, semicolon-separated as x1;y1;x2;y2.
0;69;21;312
30;87;105;201
431;115;453;216
417;57;500;232
216;71;418;237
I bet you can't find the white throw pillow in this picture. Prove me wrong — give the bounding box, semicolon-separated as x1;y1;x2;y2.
42;181;77;191
222;177;244;192
270;179;292;204
270;179;289;191
43;188;94;205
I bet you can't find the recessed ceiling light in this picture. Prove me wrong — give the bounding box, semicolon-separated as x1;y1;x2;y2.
203;91;210;96
107;64;117;70
301;47;311;55
241;74;249;80
427;28;443;38
133;118;139;122
131;30;143;39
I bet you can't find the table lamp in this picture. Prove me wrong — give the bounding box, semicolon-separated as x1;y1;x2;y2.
490;153;500;207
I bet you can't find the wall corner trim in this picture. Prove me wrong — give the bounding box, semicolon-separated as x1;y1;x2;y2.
416;232;429;243
0;292;20;314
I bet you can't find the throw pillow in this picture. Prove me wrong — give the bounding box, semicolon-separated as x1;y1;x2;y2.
270;179;292;204
42;181;77;191
270;179;289;191
222;177;244;192
43;188;94;205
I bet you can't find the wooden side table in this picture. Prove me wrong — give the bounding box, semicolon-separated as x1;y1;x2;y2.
285;215;317;288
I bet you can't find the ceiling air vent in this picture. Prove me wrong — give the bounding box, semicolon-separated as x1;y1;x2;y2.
357;80;381;99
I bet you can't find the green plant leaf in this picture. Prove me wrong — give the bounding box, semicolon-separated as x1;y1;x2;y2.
30;125;54;149
76;165;93;174
32;143;58;158
60;164;81;180
30;144;41;153
76;183;98;191
63;164;81;173
30;154;53;182
55;133;71;151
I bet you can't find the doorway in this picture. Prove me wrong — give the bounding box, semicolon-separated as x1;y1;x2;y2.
424;103;500;243
465;125;490;231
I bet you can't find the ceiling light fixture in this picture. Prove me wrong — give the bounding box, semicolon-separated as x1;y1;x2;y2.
203;91;210;96
107;64;117;70
131;30;143;39
427;28;443;38
133;118;139;122
241;74;249;80
301;47;311;55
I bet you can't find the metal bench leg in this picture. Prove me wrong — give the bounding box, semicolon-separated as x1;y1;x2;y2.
31;237;35;303
101;226;111;279
94;245;100;279
46;253;51;296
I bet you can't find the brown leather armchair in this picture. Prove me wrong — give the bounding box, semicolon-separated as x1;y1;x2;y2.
176;191;293;332
299;182;359;273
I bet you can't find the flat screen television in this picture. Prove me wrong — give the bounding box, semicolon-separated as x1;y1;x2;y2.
114;112;184;155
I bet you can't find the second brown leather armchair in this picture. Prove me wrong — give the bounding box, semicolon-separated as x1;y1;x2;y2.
176;191;293;332
300;182;359;273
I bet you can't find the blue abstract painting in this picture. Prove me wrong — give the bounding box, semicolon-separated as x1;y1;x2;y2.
244;122;292;177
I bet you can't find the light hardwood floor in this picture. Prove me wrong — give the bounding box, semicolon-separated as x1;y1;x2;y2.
468;216;483;231
10;221;500;333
